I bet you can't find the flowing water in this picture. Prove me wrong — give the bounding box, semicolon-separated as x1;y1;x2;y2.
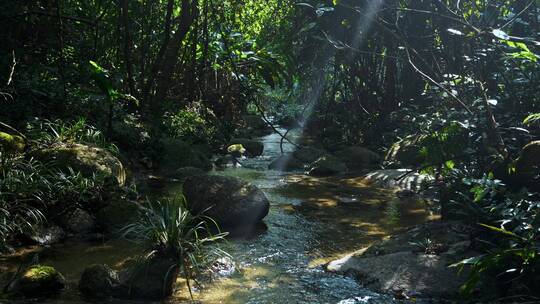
0;129;437;304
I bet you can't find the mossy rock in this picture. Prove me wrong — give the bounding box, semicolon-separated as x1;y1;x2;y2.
229;138;264;157
8;265;65;297
0;131;25;154
35;143;126;186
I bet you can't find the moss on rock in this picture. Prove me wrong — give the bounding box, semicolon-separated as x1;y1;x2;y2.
8;265;65;297
0;131;25;154
35;143;126;186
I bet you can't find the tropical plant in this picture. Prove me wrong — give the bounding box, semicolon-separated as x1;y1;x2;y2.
121;195;229;298
25;118;119;155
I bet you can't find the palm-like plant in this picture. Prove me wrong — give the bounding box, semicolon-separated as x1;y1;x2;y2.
121;195;228;298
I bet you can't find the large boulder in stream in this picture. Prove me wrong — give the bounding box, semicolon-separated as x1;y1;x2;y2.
7;265;65;297
35;143;126;186
293;146;328;164
183;175;270;228
79;264;121;299
308;156;347;176
335;146;380;170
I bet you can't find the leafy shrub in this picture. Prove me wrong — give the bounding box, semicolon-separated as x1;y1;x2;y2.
0;153;114;249
448;173;540;299
166;107;218;145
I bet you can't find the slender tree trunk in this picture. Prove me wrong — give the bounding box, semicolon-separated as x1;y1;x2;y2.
121;0;136;96
150;0;198;125
142;0;175;104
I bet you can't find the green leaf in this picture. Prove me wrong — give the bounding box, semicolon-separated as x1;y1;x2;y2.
478;223;521;239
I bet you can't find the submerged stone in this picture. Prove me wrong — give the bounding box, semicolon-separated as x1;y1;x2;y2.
79;264;120;299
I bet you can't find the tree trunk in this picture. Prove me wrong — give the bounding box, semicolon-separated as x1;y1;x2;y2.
150;0;198;124
120;0;135;97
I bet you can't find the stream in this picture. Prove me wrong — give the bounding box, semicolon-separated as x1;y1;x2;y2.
0;128;437;304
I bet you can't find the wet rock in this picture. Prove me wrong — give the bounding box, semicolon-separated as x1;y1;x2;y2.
229;138;264;157
60;208;95;234
79;264;121;299
335;146;380;170
308;156;347;176
215;154;241;168
209;256;236;277
7;265;65;297
27;225;65;245
96;200;140;233
363;169;432;192
34;143;126;186
183;175;270;228
385;135;426;167
293;146;328;164
268;153;304;171
513;140;540;191
328;221;476;299
118;254;179;300
328;251;465;299
160;138;212;171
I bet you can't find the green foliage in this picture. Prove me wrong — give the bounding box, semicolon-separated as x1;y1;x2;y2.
166;107;217;145
419;121;471;174
448;173;540;298
88;61;138;106
0;155;44;250
121;195;228;297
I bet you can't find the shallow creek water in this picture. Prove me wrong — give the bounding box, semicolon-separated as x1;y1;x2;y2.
0;129;438;304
